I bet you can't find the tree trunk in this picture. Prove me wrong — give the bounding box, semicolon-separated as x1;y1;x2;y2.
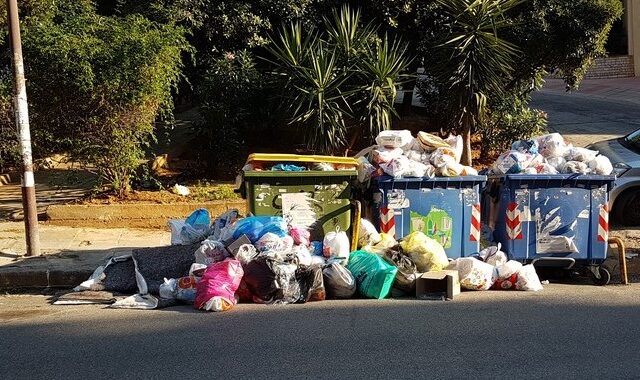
460;123;473;166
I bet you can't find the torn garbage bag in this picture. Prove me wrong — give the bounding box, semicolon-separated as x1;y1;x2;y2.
379;248;418;293
322;263;356;299
195;259;244;312
347;250;397;299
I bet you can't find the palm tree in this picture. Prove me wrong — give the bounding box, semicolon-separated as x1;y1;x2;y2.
264;6;411;154
435;0;521;166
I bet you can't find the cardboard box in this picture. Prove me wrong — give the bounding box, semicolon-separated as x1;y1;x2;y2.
416;270;460;300
225;234;252;256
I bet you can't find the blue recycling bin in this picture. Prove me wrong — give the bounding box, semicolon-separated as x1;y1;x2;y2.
486;174;615;270
372;175;487;259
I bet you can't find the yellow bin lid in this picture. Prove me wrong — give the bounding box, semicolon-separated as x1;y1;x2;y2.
247;153;358;166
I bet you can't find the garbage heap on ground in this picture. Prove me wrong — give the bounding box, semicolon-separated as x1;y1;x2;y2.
70;207;544;311
489;133;614;175
356;130;479;182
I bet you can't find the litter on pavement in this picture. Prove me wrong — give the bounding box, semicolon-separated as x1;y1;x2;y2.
61;130;624;310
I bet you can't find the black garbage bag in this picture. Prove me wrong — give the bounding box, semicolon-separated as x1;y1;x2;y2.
243;257;279;303
296;265;326;303
322;263;356;299
243;256;301;304
380;246;419;293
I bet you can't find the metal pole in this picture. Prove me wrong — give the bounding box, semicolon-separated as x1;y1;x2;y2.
6;0;40;256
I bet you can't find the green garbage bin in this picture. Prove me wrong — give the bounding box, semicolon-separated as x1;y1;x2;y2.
240;154;358;241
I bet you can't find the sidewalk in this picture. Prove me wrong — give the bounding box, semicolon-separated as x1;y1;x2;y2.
541;77;640;105
0;170;94;220
0;222;168;289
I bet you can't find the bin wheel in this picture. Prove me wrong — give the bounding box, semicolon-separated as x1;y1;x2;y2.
591;267;611;286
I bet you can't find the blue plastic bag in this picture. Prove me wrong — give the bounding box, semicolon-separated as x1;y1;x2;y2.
185;208;211;228
346;250;398;299
232;216;288;243
271;164;306;172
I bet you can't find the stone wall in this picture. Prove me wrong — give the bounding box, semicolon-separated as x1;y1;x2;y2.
584;56;635;78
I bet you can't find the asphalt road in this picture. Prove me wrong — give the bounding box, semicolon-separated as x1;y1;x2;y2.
531;90;640;147
2;284;640;379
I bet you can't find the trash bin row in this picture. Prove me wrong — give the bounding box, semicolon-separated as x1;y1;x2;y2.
238;150;615;279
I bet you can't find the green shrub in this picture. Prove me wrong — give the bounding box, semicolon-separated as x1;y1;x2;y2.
0;2;190;195
477;97;548;158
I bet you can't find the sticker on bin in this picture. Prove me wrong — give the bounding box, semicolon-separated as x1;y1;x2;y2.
410;208;453;249
506;202;523;240
379;206;396;238
282;192;317;229
470;204;481;242
535;207;579;253
387;189;410;209
597;204;609;242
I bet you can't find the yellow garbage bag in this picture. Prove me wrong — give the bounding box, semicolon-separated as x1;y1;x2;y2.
363;233;397;255
399;231;448;272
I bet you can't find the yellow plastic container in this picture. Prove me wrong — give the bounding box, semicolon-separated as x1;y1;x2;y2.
246;153;358;168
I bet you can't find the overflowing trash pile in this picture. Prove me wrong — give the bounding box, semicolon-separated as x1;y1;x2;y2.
489;133;613;175
65;206;544;310
356;130;479;181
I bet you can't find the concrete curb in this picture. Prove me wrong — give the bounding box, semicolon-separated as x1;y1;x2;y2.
0;268;93;289
46;201;248;228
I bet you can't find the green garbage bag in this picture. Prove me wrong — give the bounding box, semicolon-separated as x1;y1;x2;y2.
346;250;398;299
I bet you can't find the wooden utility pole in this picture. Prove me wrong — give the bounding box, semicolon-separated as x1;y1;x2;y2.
6;0;40;256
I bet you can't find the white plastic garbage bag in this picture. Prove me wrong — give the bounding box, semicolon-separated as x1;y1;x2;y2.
492;150;530;174
376;130;414;149
478;243;507;267
404;160;430;177
562;160;590;174
447;258;496;290
537;133;569;158
380;156;411;178
547;156;567;172
323;230;351;264
495;260;523;280
357;156;377;182
564;147;598;163
445;135;463;163
194;239;229;265
588;155;614;175
372;147;404;164
515;264;543;291
437;161;464;177
359;218;382;248
168;220;209;246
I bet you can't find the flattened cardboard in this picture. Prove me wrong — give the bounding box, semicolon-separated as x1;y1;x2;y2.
416;270;460;300
226;234;252;256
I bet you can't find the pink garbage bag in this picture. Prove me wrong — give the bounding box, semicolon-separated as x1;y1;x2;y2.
289;226;311;247
194;259;244;312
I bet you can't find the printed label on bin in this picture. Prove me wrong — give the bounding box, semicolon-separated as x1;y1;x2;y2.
387;189;410;209
534;207;579;254
282;192;317;229
410;208;453;248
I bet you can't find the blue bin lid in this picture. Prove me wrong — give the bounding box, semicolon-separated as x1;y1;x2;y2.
373;175;487;189
489;174;616;190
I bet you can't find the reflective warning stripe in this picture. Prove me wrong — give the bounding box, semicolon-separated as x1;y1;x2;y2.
597;204;609;242
379;206;396;239
470;204;481;242
506;202;523;240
